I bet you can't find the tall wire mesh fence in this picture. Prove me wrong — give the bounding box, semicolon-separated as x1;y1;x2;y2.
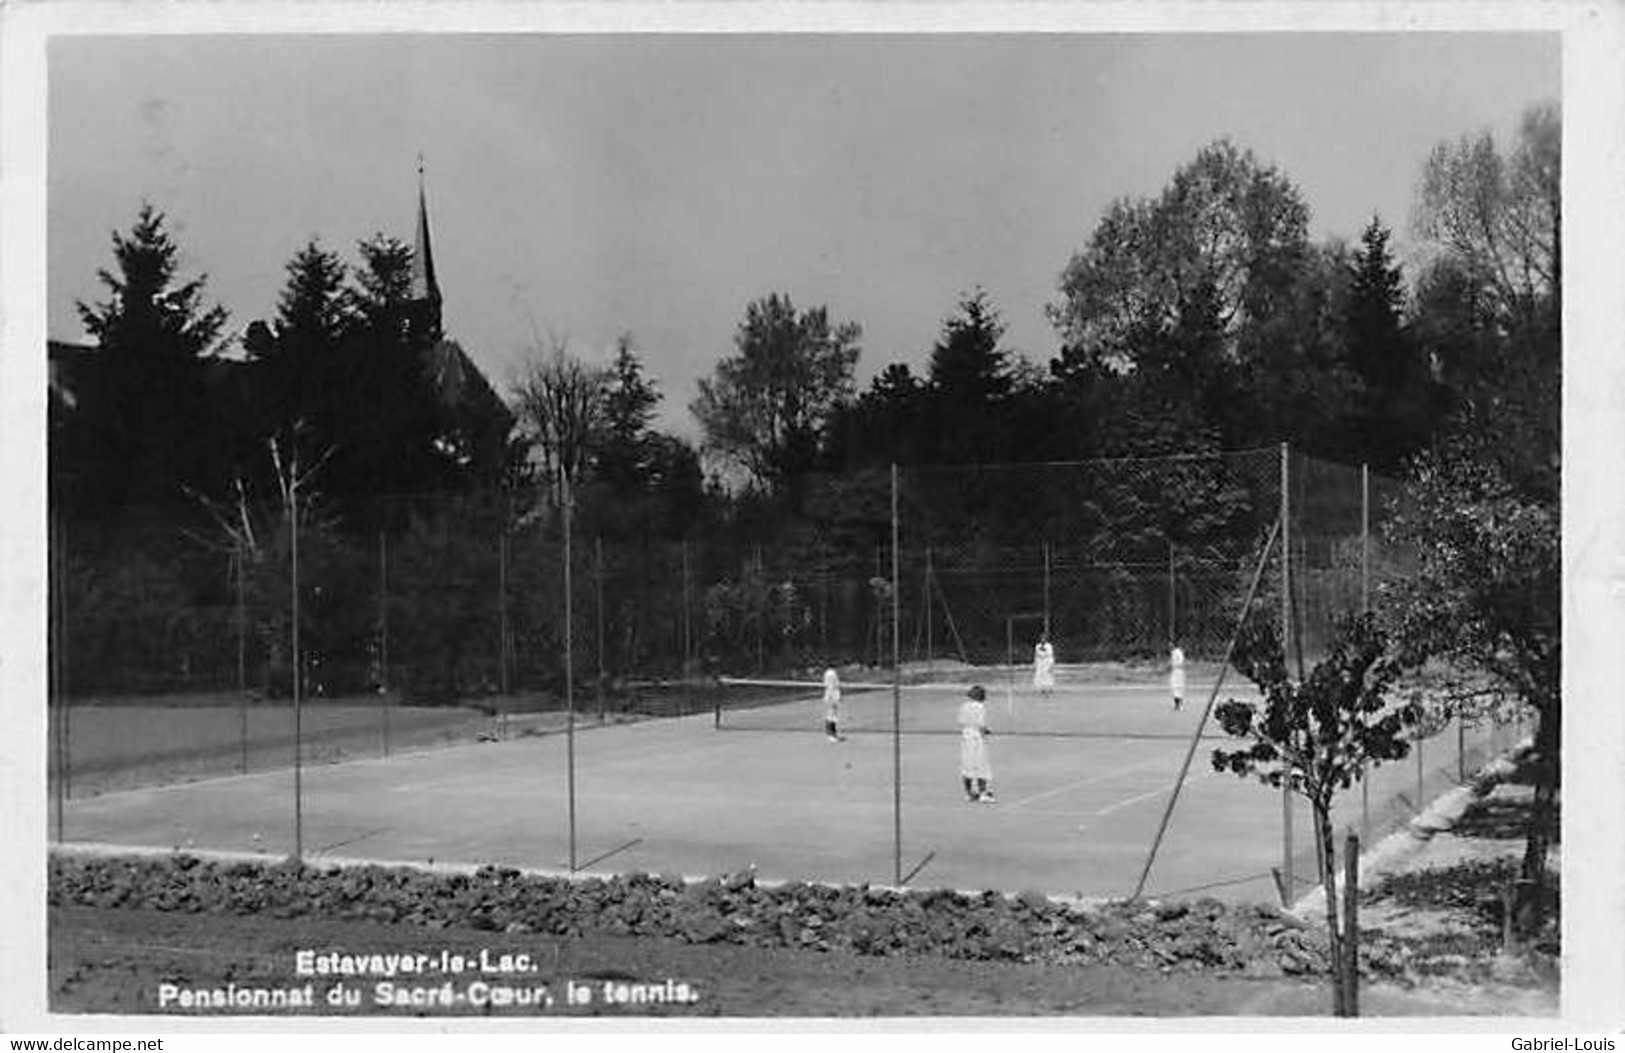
46;445;1531;902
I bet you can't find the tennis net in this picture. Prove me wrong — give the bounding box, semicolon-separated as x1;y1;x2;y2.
709;673;1242;740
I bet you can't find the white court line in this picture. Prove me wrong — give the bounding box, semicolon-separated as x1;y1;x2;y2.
1005;748;1186;809
1080;769;1224;827
62;709;722;804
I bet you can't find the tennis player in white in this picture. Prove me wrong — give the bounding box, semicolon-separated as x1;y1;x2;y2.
822;666;843;741
1032;633;1056;696
958;685;994;802
1169;645;1186;711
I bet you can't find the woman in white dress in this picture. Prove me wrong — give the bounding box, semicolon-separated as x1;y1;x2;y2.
1032;634;1056;696
1169;646;1186;711
958;685;994;802
822;666;843;741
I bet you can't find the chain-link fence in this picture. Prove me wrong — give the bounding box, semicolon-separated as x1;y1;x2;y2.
45;445;1532;903
44;446;1412;710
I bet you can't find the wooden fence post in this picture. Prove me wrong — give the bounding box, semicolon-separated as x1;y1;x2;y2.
1343;829;1360;1017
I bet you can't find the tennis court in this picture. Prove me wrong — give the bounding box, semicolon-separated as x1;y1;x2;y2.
55;672;1508;904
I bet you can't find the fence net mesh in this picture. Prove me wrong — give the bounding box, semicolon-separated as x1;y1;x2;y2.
45;446;1522;900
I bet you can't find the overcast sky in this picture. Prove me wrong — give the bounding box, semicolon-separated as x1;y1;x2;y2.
48;32;1558;436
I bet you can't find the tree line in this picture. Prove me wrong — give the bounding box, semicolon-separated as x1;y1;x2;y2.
50;102;1555;738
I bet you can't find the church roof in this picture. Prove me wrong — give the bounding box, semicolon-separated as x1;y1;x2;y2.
410;163;441;307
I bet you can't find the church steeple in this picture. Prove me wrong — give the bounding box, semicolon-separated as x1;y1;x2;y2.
409;155;443;342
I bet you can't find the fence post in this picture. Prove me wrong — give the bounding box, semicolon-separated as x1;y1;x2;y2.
1005;615;1015;717
1168;539;1176;648
681;539;692;692
562;466;577;872
596;535;606;723
1133;517;1280;901
380;531;391;759
290;473;303;863
1344;829;1360;1017
873;544;883;668
755;543;767;673
817;550;827;659
498;517;510;699
51;512;67;841
924;545;934;671
1042;540;1052;637
1415;732;1425;812
236;545;248;775
1280;442;1293;900
1360;463;1370;617
891;463;903;887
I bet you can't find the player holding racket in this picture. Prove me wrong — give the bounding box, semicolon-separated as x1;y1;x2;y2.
958;685;995;802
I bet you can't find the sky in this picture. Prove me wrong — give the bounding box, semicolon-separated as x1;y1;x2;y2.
48;32;1559;437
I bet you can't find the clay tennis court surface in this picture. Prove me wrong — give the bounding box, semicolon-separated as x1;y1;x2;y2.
56;681;1497;904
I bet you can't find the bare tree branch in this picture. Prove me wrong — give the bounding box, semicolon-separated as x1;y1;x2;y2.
509;335;609;501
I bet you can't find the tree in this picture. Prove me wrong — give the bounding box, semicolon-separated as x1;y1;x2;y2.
1412;103;1560;502
1233;240;1364;457
928;288;1011;406
388;497;505;699
1343;217;1435;469
595;333;661;490
1049;139;1311;376
691;292;861;491
275;240;353;350
72;203;230;505
324;233;465;501
926;289;1016;463
1382;438;1560;933
1345;219;1406;391
1213;613;1421;1015
824;362;929;469
1048;140;1328;452
1415;104;1559;337
571;334;709;542
641;433;707;538
252;240;354;453
510;337;608;502
349;234;416;343
1395;103;1561;934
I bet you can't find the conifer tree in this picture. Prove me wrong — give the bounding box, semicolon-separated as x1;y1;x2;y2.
73;203;229;505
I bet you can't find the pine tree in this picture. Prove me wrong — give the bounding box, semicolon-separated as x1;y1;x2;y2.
73;203;229;505
928;288;1010;405
327;233;451;500
927;289;1013;462
275;240;352;351
254;240;354;446
1345;216;1434;469
596;334;661;491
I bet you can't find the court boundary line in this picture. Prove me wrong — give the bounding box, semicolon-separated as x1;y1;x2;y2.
1083;769;1225;825
1005;748;1190;809
56;706;723;803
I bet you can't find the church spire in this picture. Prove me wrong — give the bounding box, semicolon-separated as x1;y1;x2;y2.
409;155;443;341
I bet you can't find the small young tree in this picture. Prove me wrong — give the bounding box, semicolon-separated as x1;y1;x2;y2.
1212;612;1421;1015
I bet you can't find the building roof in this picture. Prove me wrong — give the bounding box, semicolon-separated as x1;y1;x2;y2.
409;162;441;309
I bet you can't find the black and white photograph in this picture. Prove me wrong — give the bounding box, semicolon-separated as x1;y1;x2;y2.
2;0;1622;1036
